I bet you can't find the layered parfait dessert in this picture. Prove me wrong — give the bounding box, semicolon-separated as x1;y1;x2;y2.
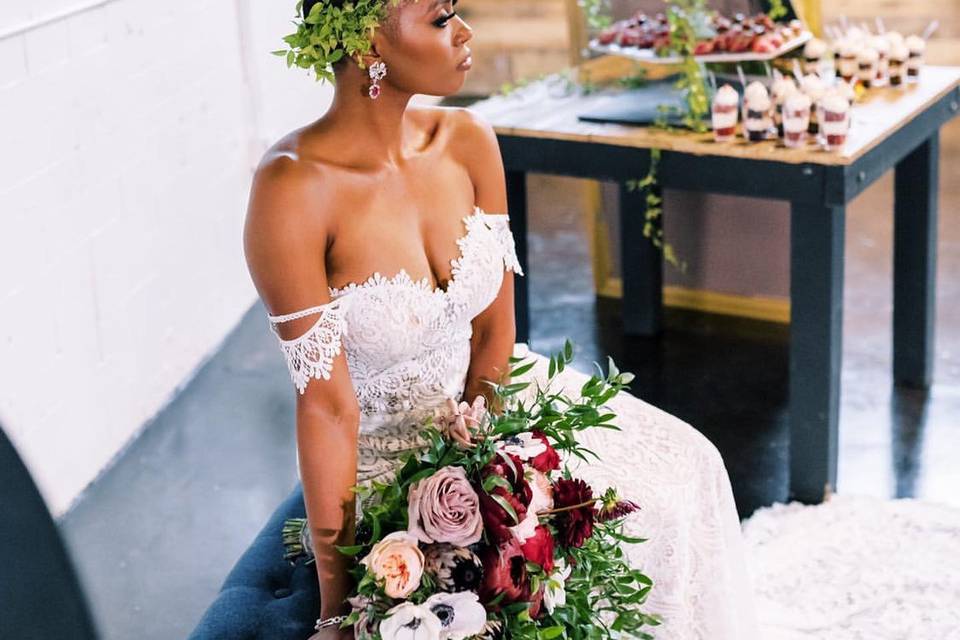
836;39;859;83
743;81;773;142
889;40;909;86
711;84;739;143
857;47;879;88
868;35;890;87
819;92;851;151
800;73;826;134
803;37;828;75
782;92;812;148
771;74;798;138
906;34;925;81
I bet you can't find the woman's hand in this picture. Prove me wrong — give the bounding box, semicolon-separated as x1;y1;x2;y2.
308;626;354;640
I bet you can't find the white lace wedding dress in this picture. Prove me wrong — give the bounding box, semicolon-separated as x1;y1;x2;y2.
266;205;760;639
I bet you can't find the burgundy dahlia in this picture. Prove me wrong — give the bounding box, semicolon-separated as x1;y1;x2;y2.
552;478;596;548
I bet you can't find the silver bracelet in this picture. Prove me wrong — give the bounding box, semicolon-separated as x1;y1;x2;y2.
315;614;349;631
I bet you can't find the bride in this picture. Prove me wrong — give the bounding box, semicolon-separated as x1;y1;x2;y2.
243;0;760;638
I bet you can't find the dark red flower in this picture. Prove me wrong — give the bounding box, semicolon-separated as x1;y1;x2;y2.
478;491;527;544
478;537;528;608
597;498;641;523
520;525;555;573
529;431;561;472
477;452;533;543
551;478;596;548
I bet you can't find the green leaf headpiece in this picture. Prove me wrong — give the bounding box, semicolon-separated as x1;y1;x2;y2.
272;0;411;84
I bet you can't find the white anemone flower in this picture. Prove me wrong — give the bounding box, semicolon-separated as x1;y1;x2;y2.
496;432;547;460
423;591;488;640
543;558;573;614
379;602;443;640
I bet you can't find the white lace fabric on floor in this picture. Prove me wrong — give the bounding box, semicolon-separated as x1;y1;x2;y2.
266;204;761;639
744;494;960;639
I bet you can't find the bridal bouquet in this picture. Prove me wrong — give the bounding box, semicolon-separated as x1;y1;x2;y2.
284;341;661;639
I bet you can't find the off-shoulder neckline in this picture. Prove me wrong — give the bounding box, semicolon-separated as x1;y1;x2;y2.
326;204;508;299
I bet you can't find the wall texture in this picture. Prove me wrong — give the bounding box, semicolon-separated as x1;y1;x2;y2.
0;0;336;516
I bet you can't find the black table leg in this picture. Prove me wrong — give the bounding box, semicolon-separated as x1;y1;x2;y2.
618;181;663;336
893;133;939;388
507;170;530;344
789;202;845;504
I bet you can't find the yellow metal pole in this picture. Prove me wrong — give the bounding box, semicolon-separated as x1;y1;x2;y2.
793;0;823;38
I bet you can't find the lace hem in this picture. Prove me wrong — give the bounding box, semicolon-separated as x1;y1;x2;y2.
267;299;348;394
483;214;524;276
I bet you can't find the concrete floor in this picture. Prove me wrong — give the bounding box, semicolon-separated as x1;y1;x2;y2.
60;122;959;640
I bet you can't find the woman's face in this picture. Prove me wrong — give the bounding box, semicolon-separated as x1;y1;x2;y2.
373;0;474;96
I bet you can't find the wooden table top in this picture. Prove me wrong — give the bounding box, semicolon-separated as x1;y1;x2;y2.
469;55;960;167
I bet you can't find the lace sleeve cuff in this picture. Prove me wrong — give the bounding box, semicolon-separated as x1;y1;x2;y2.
486;215;525;277
267;299;348;395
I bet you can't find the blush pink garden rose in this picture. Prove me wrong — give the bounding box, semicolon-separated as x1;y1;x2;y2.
360;531;425;599
435;396;487;448
407;466;484;547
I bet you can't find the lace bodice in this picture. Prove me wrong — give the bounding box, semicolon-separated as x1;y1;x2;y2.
266;205;523;486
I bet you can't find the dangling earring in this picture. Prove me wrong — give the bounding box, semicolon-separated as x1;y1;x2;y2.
368;60;387;99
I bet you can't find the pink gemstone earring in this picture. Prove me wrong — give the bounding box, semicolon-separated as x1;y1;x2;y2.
368;60;387;99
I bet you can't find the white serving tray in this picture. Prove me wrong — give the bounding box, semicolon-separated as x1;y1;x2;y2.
588;31;811;64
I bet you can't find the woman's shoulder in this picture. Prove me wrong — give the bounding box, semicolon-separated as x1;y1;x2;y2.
244;130;347;246
409;104;496;146
410;104;501;183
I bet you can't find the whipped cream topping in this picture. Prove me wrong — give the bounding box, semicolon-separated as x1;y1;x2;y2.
713;84;739;107
804;38;828;58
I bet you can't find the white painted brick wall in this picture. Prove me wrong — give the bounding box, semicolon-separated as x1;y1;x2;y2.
0;0;337;516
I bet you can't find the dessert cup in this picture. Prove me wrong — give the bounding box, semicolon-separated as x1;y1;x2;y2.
782;93;811;148
906;34;925;82
711;84;739;143
819;93;850;151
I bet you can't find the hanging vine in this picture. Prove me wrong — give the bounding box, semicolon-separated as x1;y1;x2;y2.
625;149;685;272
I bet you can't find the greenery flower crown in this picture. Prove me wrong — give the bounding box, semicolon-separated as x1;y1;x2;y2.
272;0;416;85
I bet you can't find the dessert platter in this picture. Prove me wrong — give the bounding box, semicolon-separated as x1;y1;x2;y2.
591;11;811;63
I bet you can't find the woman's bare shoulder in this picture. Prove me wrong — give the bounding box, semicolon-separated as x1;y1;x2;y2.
246;128;347;231
425;106;506;211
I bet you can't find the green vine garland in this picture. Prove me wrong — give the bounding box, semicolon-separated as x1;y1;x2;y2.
577;0;612;30
664;0;712;133
767;0;789;21
625;149;685;272
272;0;413;84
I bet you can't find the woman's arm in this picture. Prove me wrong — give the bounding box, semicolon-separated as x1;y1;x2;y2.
454;108;519;413
463;276;517;413
243;153;360;628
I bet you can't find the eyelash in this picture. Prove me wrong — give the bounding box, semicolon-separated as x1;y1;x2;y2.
433;10;457;27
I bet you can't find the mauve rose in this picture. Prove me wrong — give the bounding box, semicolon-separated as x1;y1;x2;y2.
520;525;555;573
478;537;528;607
552;478;596;548
407;466;484;547
529;431;561;472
